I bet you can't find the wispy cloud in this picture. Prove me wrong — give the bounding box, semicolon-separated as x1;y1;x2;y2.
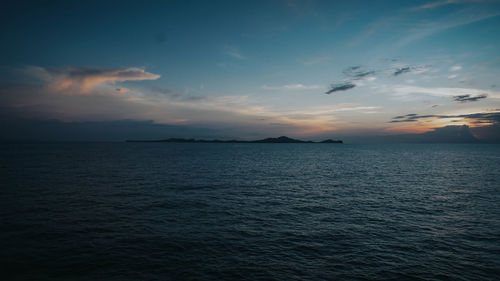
450;65;462;71
342;66;376;79
325;61;432;96
392;65;430;76
225;46;246;60
453;94;488;102
398;7;500;47
411;0;486;10
262;84;323;90
26;66;160;95
286;104;380;115
325;82;356;94
325;66;377;95
388;85;500;100
301;55;333;66
394;67;412;76
412;0;461;10
349;17;393;46
148;86;206;101
390;111;500;125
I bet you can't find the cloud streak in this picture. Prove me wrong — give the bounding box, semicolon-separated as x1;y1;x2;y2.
27;66;160;95
326;62;430;96
325;66;377;95
262;84;322;90
399;7;500;46
387;85;500;100
394;67;411;76
301;55;333;66
341;66;377;80
392;65;430;76
411;0;467;10
453;94;488;102
390;111;500;124
225;46;246;60
325;82;356;94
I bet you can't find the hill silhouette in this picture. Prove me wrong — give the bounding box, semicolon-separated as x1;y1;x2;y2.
127;136;343;143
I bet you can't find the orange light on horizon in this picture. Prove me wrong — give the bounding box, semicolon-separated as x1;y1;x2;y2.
385;125;433;134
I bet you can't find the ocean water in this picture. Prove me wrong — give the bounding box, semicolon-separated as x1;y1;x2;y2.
1;143;499;280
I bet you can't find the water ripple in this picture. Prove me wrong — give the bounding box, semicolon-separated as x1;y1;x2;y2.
1;143;499;280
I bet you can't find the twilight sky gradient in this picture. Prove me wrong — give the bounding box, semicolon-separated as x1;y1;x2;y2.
1;0;500;141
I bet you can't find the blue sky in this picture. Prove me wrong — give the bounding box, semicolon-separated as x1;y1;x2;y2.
1;0;500;140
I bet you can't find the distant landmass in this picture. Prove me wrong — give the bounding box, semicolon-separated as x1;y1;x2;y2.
127;136;343;143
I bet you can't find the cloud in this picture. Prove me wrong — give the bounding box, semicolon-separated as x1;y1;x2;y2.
390;113;429;123
115;88;130;93
262;84;323;90
0;118;222;141
398;7;500;46
411;0;486;10
453;94;488;102
324;66;377;95
325;82;356;94
284;104;380;116
225;46;246;59
450;65;462;71
388;85;500;100
394;67;411;76
389;111;500;124
342;66;376;80
331;63;427;94
301;55;333;66
148;86;207;101
349;16;393;46
414;125;478;142
392;65;430;76
341;125;483;143
326;62;431;96
0;81;312;138
393;113;418;120
345;66;360;71
0;66;351;138
26;66;160;95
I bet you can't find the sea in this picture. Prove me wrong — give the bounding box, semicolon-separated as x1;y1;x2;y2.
1;142;499;280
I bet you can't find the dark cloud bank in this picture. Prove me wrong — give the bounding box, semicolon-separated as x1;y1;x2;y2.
386;111;500;143
0;118;221;142
340;125;499;144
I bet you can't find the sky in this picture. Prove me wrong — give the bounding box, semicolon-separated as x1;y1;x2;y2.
1;0;500;141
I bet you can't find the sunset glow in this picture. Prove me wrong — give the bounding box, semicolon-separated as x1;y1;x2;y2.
1;0;499;142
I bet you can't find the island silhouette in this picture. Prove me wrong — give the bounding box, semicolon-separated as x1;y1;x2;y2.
127;136;342;143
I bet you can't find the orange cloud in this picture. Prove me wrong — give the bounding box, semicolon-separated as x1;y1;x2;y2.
27;66;160;94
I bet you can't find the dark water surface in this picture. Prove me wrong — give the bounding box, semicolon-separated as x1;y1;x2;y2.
1;143;499;280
